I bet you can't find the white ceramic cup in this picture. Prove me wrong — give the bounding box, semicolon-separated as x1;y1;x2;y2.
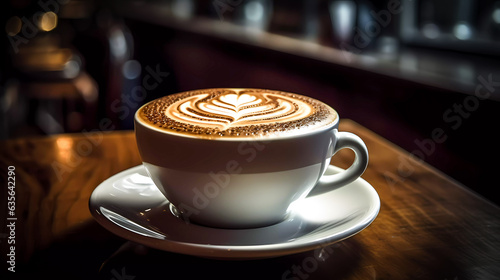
135;93;368;229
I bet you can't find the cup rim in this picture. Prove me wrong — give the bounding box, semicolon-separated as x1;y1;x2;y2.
134;90;339;142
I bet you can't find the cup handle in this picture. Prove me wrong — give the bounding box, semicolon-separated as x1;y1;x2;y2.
308;131;369;197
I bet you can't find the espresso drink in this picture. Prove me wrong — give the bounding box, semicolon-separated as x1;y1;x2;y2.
135;88;368;228
138;88;337;138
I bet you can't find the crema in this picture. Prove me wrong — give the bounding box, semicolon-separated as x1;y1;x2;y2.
138;88;337;139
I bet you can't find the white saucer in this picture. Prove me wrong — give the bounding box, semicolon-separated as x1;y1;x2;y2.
89;165;380;259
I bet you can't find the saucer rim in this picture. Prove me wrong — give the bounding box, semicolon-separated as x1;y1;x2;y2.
89;165;380;259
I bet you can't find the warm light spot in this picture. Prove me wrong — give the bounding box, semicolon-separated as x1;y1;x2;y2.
5;16;22;36
56;137;73;149
55;137;75;163
39;12;58;32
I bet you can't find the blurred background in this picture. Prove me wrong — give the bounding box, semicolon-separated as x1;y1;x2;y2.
1;0;499;204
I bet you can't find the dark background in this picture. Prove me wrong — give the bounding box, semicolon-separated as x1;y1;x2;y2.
1;0;499;204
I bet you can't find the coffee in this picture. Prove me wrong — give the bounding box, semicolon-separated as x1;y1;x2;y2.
135;88;368;228
138;88;337;138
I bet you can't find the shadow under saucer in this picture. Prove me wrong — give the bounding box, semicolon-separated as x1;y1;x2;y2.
98;239;365;280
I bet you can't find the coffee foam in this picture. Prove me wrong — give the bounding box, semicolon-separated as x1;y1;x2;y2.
138;89;337;138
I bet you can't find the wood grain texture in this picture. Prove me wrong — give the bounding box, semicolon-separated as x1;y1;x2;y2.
0;131;141;264
337;120;500;280
0;120;498;279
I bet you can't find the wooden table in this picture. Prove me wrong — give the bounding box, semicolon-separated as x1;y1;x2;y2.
1;120;499;279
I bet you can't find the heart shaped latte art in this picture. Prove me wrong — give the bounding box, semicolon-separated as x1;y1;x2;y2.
139;89;336;138
167;91;313;130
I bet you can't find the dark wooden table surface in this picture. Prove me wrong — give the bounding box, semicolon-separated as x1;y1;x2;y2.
1;120;499;279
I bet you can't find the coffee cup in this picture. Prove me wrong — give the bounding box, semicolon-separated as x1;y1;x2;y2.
135;88;368;228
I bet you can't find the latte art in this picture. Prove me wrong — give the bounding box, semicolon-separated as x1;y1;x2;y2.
168;91;312;129
139;89;337;138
